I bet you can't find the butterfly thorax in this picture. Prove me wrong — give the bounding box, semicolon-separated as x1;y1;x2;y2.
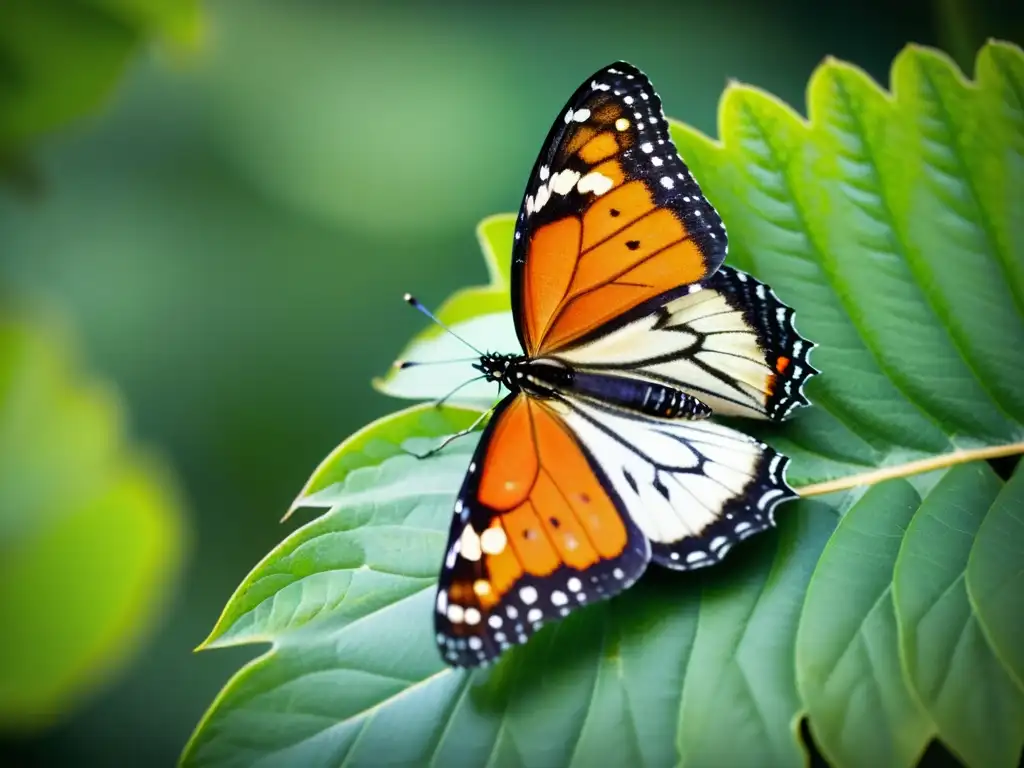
474;353;711;420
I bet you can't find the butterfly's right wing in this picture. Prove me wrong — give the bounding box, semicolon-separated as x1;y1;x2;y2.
553;266;817;421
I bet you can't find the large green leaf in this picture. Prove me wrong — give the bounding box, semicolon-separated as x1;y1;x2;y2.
0;311;185;731
187;42;1024;766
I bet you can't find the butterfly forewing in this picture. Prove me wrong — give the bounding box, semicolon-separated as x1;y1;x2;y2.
435;394;650;667
510;62;728;357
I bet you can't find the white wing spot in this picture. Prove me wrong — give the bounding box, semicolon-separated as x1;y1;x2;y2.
641;142;654;153
506;605;518;619
480;526;507;555
686;551;705;564
613;567;625;580
710;536;728;551
527;608;543;623
551;168;581;196
567;577;582;592
520;586;538;605
660;177;674;190
464;607;481;625
551;590;568;606
447;604;465;623
624;95;635;105
573;108;592;122
651;156;663;167
469;636;482;650
577;171;614;196
539;165;550;181
459;526;482;561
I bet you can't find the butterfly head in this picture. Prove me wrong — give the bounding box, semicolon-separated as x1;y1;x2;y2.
473;352;528;390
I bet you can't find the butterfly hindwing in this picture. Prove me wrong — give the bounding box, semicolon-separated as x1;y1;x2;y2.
435;393;651;667
510;62;728;357
551;394;797;570
553;266;817;420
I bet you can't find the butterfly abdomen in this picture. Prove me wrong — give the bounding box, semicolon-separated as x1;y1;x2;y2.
521;359;710;420
568;372;711;419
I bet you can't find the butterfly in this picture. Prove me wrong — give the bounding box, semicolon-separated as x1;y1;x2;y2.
426;62;816;667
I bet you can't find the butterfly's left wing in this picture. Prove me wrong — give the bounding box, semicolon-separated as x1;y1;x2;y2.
435;393;651;667
510;62;728;358
549;393;797;570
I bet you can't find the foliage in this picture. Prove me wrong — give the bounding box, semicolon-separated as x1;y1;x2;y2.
184;41;1024;767
0;309;185;731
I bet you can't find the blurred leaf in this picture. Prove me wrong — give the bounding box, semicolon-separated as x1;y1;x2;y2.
188;41;1024;767
0;311;186;732
894;463;1024;768
0;0;202;160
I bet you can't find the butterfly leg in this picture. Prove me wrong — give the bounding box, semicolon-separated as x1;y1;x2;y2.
404;406;494;460
431;375;487;409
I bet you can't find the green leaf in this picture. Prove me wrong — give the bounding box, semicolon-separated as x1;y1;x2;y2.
796;481;934;768
0;0;202;161
0;311;185;731
189;41;1024;767
966;463;1024;692
894;464;1024;768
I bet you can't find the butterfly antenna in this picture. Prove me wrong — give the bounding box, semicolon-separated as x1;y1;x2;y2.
393;357;479;370
403;293;485;356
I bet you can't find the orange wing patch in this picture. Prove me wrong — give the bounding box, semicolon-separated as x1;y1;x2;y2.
479;397;626;580
524;200;705;354
523;217;582;352
579;132;620;164
440;395;637;621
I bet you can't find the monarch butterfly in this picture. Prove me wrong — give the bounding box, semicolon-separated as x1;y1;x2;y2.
414;62;816;667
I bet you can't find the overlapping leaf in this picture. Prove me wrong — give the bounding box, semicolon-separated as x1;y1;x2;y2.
186;42;1024;767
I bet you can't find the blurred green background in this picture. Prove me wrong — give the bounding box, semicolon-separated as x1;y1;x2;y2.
0;0;1019;764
